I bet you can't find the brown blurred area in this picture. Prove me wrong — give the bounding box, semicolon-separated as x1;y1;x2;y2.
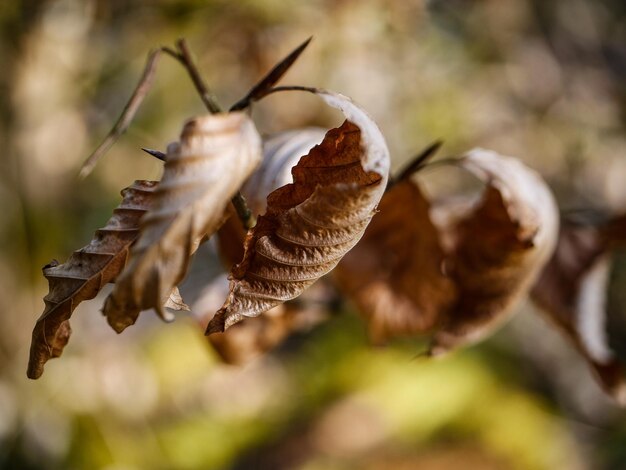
1;0;626;469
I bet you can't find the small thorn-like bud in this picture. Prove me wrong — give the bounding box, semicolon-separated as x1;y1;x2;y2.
230;37;313;111
141;148;166;161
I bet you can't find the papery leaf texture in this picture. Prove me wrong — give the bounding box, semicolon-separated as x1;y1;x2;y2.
216;128;326;269
531;214;626;403
206;90;390;333
334;179;456;343
242;128;327;216
104;112;262;333
195;274;329;364
28;180;158;379
430;149;559;355
333;149;558;352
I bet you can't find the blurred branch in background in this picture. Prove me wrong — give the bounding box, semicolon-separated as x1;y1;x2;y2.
1;0;626;469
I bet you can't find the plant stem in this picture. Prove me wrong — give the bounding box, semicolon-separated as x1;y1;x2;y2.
230;37;312;111
169;39;222;113
165;39;256;229
80;48;162;177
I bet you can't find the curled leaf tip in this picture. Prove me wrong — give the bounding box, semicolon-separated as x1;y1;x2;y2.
531;215;626;403
205;311;226;334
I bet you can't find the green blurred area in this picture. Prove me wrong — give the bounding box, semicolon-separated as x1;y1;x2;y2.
2;0;626;469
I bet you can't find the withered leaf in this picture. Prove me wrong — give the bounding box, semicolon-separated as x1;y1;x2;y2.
206;91;390;333
197;274;280;364
216;128;326;269
334;179;456;344
208;305;297;364
531;214;626;403
103;112;262;333
27;180;158;379
242;128;327;217
215;204;248;271
194;274;325;364
430;149;559;355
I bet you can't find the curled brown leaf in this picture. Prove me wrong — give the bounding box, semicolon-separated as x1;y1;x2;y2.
206;91;390;333
216;128;326;269
242;128;327;216
531;214;626;403
103;112;262;333
334;179;456;344
28;180;158;379
430;149;559;355
194;274;329;364
333;148;558;352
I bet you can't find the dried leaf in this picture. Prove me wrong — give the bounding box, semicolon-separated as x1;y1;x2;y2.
196;275;290;364
215;205;248;270
216;128;326;268
206;91;390;333
531;215;626;403
430;149;559;354
243;128;327;216
103;112;262;333
334;179;456;343
27;180;158;379
195;274;330;364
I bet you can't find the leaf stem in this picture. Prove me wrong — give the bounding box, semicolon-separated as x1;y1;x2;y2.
393;140;443;184
79;48;162;177
165;39;258;229
164;39;222;114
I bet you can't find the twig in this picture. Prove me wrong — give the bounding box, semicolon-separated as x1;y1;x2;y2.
166;40;262;229
393;140;443;184
168;39;222;113
262;85;320;96
230;37;313;111
79;38;313;230
141;148;166;161
79;49;162;178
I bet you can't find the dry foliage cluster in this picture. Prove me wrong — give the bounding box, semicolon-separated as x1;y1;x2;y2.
28;39;626;405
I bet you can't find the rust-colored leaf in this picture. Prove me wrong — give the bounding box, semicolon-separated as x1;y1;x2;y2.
195;274;330;364
216;128;326;269
27;180;158;379
531;214;626;403
430;149;559;355
206;91;390;333
334;179;456;344
215;205;248;270
103;112;262;333
242;128;327;216
208;306;296;364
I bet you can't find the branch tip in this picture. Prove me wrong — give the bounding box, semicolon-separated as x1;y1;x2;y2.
230;37;314;111
141;148;166;161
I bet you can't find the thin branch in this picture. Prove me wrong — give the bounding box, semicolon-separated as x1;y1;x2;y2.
262;85;320;96
419;157;463;170
174;38;222;113
169;39;258;229
394;140;443;183
79;48;162;178
230;37;313;111
79;38;257;229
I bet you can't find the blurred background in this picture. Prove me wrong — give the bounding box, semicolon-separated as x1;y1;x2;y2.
2;0;626;468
